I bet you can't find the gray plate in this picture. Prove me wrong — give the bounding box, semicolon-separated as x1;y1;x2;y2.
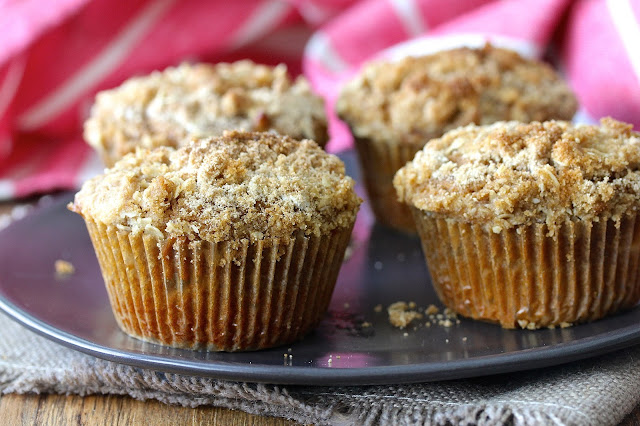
1;192;640;386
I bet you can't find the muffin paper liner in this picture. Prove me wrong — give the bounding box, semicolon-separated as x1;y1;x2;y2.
413;209;640;328
353;135;421;233
83;217;353;351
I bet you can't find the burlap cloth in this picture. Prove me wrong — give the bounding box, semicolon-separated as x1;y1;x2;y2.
1;311;639;425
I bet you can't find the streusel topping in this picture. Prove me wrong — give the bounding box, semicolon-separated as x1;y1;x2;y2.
336;45;577;147
394;119;640;233
85;61;328;166
72;131;360;242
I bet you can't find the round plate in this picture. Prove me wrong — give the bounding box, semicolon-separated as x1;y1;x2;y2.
1;192;640;386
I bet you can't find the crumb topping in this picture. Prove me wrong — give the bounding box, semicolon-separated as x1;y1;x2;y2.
85;61;328;165
394;118;640;233
71;131;361;242
336;45;577;147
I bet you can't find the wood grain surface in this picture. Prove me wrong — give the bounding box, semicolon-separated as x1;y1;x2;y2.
0;392;639;425
0;393;296;425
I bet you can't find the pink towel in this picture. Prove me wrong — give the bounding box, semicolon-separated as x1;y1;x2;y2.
0;0;638;199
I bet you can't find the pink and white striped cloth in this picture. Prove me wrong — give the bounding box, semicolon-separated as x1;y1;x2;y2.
0;0;638;200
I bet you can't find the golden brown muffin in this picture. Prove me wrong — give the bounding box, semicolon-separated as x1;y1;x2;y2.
337;45;578;232
70;131;361;351
394;118;640;329
85;61;329;166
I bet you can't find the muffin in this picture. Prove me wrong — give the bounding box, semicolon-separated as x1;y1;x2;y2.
69;131;361;351
394;118;640;329
85;61;329;167
337;45;578;233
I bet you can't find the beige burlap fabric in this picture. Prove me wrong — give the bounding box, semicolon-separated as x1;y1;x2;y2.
1;312;639;425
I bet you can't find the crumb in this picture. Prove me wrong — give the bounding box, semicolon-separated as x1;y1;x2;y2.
343;302;350;309
374;261;383;270
443;308;458;318
425;305;439;316
439;319;453;327
373;304;383;313
361;322;372;328
445;338;449;343
403;332;409;337
287;348;292;353
408;301;417;309
336;355;341;359
343;245;354;262
462;337;468;342
388;301;423;329
425;322;431;327
559;322;572;328
55;260;75;277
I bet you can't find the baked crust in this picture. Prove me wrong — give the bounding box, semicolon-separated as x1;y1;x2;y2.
394;118;640;234
337;45;578;148
72;131;361;243
85;61;329;166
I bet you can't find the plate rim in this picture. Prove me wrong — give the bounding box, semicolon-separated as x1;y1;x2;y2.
2;292;640;385
1;193;640;386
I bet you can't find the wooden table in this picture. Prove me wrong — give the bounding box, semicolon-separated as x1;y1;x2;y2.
1;198;639;425
1;389;639;425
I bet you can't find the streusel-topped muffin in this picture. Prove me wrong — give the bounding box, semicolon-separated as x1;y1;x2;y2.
394;118;640;328
85;61;329;166
337;45;578;232
71;131;360;350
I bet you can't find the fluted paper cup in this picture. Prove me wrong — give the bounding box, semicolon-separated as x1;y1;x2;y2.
83;217;353;351
353;135;421;233
412;209;640;328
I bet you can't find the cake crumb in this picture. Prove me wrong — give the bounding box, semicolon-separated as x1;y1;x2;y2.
343;302;350;309
374;261;383;270
388;302;423;329
559;322;572;328
439;319;453;327
403;332;409;337
443;308;458;318
55;260;75;278
462;337;468;342
361;321;372;328
425;305;439;316
373;304;383;313
343;245;354;262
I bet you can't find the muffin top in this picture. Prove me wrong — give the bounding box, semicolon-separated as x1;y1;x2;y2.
84;61;329;166
336;45;577;147
71;131;360;243
394;119;640;233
